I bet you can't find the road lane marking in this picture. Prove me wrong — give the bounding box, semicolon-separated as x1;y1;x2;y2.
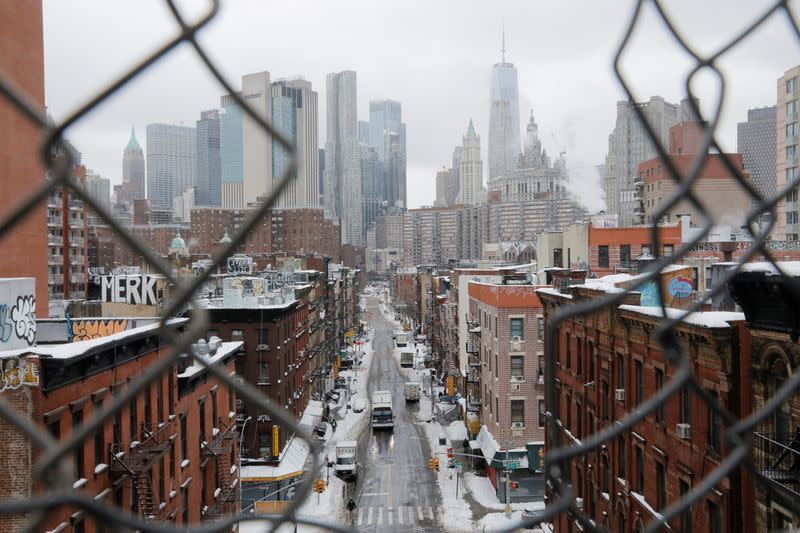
428;506;434;519
377;507;383;525
418;506;424;520
367;507;373;525
362;492;388;496
357;508;363;526
387;463;392;508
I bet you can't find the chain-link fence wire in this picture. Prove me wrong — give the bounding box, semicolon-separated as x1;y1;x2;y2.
0;0;798;532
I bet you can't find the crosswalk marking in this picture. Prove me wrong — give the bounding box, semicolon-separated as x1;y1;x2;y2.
388;509;393;525
428;506;434;520
377;507;383;525
417;506;424;520
397;505;403;524
355;506;435;527
357;507;363;525
408;506;414;523
367;507;373;525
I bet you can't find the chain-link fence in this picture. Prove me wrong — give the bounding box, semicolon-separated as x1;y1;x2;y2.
0;0;798;532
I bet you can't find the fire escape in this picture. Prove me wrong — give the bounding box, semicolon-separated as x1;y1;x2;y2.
201;418;238;519
110;421;173;521
466;314;482;412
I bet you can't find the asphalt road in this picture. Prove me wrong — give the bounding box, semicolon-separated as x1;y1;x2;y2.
348;296;441;532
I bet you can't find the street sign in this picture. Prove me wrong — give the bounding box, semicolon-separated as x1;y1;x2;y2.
508;461;519;470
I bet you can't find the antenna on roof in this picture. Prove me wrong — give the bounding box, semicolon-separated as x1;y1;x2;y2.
501;23;506;63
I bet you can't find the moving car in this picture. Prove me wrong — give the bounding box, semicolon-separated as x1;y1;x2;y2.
334;441;358;481
371;390;394;429
405;382;421;401
352;398;367;413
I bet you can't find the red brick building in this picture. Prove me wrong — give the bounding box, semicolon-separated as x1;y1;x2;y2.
0;1;48;308
539;278;755;533
0;318;240;532
588;224;683;277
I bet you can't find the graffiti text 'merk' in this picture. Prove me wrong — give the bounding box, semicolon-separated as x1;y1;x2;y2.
100;275;158;306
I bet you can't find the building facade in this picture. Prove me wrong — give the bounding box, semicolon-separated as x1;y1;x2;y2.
435;168;456;208
488;32;521;182
242;71;272;206
220;93;244;208
146;123;197;212
776;66;800;240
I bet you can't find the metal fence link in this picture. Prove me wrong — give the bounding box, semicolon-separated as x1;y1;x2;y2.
0;0;797;532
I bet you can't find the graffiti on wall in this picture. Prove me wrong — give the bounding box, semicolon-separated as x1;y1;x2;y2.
0;295;37;347
69;319;129;343
0;355;39;391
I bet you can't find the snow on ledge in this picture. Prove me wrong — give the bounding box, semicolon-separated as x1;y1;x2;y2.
181;459;190;469
739;261;800;276
618;305;745;329
73;478;87;489
94;463;108;475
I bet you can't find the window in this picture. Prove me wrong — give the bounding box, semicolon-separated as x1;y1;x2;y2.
510;318;524;339
707;390;721;454
576;341;583;376
553;248;563;268
511;400;524;425
598;245;609;268
538;355;544;382
641;244;651;255
48;419;60;440
258;362;271;384
494;397;499;423
635;360;643;405
94;402;105;466
787;185;799;204
168;371;175;415
199;401;206;448
709;500;721;533
679;479;691;532
72;409;84;478
788;121;798;137
655;369;665;422
510;356;524;378
537;316;544;341
602;455;610;493
602;381;610;420
635;446;644;492
495;352;498;376
680;385;690;424
180;414;188;463
588;342;595;382
211;390;218;428
617;354;625;391
620;244;631;266
144;384;152;430
788;76;799;95
258;328;269;347
129;401;138;442
663;244;674;257
566;333;571;370
182;486;189;524
656;461;666;509
787;211;799;224
231;329;244;341
539;400;545;427
617;436;625;478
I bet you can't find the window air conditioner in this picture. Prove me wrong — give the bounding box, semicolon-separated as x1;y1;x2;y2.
511;422;524;429
512;384;521;392
676;423;691;440
615;389;625;402
257;415;269;423
257;344;268;351
511;375;524;382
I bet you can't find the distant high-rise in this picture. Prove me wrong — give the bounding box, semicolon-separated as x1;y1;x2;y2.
360;144;384;238
358;120;370;145
220;94;244;207
271;78;319;208
738;106;777;211
369;99;407;209
435;168;456;207
122;127;145;199
146;123;196;212
242;71;272;204
324;70;362;246
455;119;483;206
488;29;521;182
196;109;221;206
776;66;800;240
605;96;698;225
319;148;325;198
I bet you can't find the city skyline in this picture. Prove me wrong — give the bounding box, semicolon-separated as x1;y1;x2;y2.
43;2;796;213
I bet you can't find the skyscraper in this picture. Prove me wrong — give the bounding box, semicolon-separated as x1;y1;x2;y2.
455;119;483;206
324;70;362;246
605;96;698;225
435;168;456;207
122;127;145;199
358;120;370;145
242;71;272;204
360;144;383;237
488;29;520;182
369;99;407;209
196;109;221;206
220;94;244;207
737;106;777;211
146;123;196;212
271;78;319;208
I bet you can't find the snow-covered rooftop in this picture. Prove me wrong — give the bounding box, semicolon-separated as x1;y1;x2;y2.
739;261;800;276
536;287;572;299
0;318;188;360
241;436;310;482
619;305;745;328
177;340;242;378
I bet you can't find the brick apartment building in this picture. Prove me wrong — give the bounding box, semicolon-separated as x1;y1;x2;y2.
588;223;683;277
539;273;755;533
0;316;240;532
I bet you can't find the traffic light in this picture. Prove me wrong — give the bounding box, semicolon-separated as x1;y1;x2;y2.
447;447;454;459
511;481;519;490
434;458;440;471
429;458;436;471
314;479;325;493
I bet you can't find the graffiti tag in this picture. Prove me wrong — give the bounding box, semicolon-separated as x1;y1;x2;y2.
70;319;129;343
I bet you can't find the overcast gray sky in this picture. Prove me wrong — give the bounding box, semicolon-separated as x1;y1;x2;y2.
43;1;799;212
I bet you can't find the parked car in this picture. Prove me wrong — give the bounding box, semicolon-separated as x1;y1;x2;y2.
352;398;367;413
